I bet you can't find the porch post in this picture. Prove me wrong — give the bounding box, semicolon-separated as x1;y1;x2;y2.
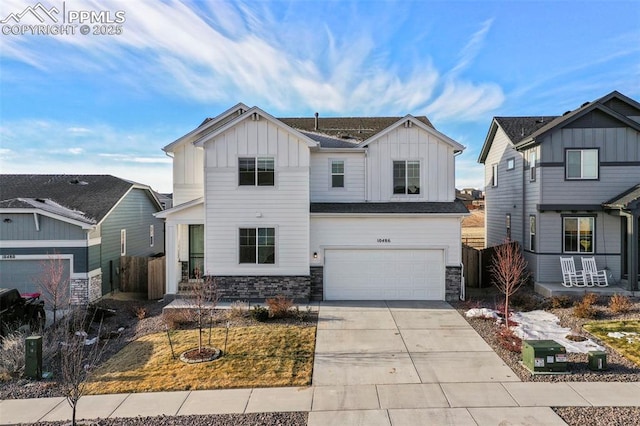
629;212;639;291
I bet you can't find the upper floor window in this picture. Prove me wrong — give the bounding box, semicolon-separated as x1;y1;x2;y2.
149;225;154;247
529;151;537;181
506;158;515;171
563;216;594;253
331;160;344;188
529;215;536;252
506;213;511;240
491;164;498;187
239;157;274;186
239;227;275;264
393;160;420;194
120;229;126;256
566;149;598;180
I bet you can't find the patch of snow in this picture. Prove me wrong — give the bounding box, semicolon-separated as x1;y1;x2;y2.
607;331;639;344
511;310;605;353
465;308;499;320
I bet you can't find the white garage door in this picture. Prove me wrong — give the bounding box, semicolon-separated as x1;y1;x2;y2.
324;249;444;300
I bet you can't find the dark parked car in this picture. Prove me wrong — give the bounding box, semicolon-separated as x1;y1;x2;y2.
0;288;46;336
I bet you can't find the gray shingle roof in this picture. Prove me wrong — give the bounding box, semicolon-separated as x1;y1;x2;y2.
298;131;361;148
494;116;558;143
0;175;138;223
603;184;640;210
310;201;469;214
279;116;434;143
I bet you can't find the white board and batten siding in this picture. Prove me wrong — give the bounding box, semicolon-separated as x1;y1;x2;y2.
203;119;310;276
172;143;204;206
309;152;366;202
366;126;456;202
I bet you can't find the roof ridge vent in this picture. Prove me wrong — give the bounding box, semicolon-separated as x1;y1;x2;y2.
69;179;88;185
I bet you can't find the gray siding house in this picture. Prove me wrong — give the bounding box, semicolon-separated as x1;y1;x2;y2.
0;175;165;304
478;91;640;292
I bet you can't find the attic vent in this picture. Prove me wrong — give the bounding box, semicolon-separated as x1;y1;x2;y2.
521;128;525;137
251;112;260;121
581;101;590;107
69;179;88;185
35;198;46;203
314;112;319;130
238;108;245;115
563;110;571;116
535;117;545;124
404;120;413;128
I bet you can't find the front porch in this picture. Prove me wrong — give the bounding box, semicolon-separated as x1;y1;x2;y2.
534;281;638;298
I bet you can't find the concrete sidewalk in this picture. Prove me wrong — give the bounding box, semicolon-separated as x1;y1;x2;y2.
2;301;639;425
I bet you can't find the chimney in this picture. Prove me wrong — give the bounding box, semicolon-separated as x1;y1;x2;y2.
314;112;319;130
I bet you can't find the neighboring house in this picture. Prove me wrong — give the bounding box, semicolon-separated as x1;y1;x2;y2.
478;91;640;292
0;175;165;304
157;104;468;302
156;193;173;210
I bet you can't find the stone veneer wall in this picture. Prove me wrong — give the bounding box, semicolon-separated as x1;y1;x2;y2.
89;274;102;303
70;278;89;305
210;275;311;302
310;266;324;301
445;266;462;302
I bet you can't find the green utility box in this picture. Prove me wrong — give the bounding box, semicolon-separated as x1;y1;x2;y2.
25;335;43;379
588;351;607;371
522;340;568;373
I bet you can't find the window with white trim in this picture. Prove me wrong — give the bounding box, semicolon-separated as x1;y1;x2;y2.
150;225;154;247
491;163;498;187
566;149;598;179
331;160;344;188
529;215;536;252
393;160;420;194
239;228;275;264
506;158;515;170
239;157;275;186
563;217;594;253
529;151;537;181
506;213;511;240
120;229;126;256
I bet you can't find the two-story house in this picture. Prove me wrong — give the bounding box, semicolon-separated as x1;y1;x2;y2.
0;175;166;304
157;104;468;302
478;91;640;292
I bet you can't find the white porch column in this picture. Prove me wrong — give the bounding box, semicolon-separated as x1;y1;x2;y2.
165;224;179;295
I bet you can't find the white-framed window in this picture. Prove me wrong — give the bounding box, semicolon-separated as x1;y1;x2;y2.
239;157;275;186
330;160;345;188
491;163;498;187
529;215;536;252
506;158;515;171
149;225;154;247
120;229;126;256
529;151;537;181
566;149;598;180
239;227;275;264
506;213;511;240
563;216;594;253
393;160;420;194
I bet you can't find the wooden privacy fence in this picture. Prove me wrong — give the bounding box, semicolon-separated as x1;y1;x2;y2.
120;256;166;300
462;243;512;289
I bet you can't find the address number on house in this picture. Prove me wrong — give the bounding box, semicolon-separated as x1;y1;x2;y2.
377;238;391;243
1;254;16;259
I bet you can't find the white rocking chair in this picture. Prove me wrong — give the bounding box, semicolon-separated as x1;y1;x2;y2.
560;257;588;287
582;257;609;287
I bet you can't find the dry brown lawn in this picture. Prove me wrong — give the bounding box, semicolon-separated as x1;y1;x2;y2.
84;325;316;394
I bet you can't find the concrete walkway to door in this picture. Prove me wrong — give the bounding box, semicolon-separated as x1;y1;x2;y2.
310;300;639;425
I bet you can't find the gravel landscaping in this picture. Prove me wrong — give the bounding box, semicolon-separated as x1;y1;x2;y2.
454;286;640;426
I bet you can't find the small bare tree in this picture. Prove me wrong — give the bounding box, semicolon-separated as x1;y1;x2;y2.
490;241;529;328
35;253;69;325
58;307;111;426
187;271;219;355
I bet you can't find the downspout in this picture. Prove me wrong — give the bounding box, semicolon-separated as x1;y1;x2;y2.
454;150;465;299
364;148;368;201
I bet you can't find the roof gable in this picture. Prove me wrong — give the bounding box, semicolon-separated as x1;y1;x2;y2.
0;174;155;223
192;106;319;148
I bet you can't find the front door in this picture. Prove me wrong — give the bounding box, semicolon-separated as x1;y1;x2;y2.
189;224;204;278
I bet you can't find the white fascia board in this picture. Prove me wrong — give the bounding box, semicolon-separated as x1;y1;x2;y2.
163;102;250;152
0;208;95;229
155;197;204;219
192;106;319;149
0;240;94;248
358;115;465;152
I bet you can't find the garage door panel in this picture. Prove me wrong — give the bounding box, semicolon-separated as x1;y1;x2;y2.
324;249;444;301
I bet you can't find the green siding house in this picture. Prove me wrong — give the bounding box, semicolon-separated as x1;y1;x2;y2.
0;175;165;304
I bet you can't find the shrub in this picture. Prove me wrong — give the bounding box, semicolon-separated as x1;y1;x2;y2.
582;292;599;306
250;305;269;322
496;327;522;353
163;309;191;330
609;294;632;314
0;331;26;380
550;295;572;309
510;292;542;312
134;306;147;320
265;295;294;318
227;301;249;319
573;293;598;319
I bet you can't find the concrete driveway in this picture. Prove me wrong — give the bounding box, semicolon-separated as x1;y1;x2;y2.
313;300;520;386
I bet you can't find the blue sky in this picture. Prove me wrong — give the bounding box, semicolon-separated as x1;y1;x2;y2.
1;0;639;194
